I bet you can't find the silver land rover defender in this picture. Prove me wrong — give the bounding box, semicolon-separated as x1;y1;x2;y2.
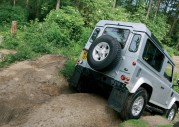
69;20;179;120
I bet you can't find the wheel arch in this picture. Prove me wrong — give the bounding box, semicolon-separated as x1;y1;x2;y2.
140;83;153;101
174;101;179;110
168;98;178;109
130;77;153;94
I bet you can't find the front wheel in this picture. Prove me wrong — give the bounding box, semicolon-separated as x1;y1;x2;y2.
120;88;148;120
165;104;177;121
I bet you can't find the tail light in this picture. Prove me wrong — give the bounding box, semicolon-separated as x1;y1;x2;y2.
121;75;126;80
132;61;136;66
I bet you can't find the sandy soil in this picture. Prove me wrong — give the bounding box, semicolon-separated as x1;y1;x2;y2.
0;55;120;127
0;54;178;127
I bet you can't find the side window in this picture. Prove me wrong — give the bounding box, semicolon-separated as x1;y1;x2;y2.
89;28;100;43
143;39;164;72
129;34;141;52
164;62;173;82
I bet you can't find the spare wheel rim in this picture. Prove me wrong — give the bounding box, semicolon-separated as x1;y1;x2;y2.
92;42;110;61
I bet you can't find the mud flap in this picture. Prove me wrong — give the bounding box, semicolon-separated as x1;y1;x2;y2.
69;65;83;88
107;87;129;112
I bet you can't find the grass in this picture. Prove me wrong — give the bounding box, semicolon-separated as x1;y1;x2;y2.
119;119;172;127
119;119;149;127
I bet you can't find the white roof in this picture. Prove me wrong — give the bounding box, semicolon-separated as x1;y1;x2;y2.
96;20;151;36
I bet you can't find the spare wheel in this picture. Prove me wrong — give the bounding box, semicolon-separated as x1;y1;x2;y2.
87;35;121;71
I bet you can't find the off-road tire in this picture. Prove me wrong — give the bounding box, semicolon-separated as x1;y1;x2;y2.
87;35;121;71
165;103;177;121
120;88;148;120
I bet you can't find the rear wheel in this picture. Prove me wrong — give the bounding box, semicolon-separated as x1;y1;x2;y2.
165;104;177;121
120;88;148;120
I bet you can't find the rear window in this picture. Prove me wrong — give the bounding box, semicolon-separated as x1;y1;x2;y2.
103;27;130;48
143;39;164;72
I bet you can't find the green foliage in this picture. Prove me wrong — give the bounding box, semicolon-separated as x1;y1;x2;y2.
73;0;109;27
60;60;76;79
146;14;170;41
2;33;20;49
78;27;92;45
0;5;28;24
45;6;84;42
129;6;170;41
73;0;128;27
0;48;36;68
129;4;147;23
0;6;91;69
59;43;85;79
59;27;91;79
44;23;70;47
109;7;129;21
164;45;174;57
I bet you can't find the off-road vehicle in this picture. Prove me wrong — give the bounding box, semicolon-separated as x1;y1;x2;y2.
70;20;179;120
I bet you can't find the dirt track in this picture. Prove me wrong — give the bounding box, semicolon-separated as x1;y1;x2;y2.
0;55;120;127
0;54;178;127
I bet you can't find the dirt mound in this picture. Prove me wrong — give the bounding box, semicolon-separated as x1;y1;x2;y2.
0;55;69;126
0;55;120;127
17;94;119;127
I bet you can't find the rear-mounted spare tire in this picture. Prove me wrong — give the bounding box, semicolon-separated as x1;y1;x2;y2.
87;35;121;71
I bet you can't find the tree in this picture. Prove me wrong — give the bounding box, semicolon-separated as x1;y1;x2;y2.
113;0;117;8
146;0;153;20
26;0;29;7
154;0;161;19
13;0;16;6
56;0;60;10
169;0;179;36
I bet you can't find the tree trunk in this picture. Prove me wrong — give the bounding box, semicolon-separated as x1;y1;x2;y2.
169;16;178;36
113;0;117;8
13;0;16;6
169;1;179;36
154;0;161;19
36;0;40;19
56;0;60;10
146;0;153;20
26;0;29;7
11;21;17;36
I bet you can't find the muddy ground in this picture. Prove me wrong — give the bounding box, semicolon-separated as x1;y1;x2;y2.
0;54;178;127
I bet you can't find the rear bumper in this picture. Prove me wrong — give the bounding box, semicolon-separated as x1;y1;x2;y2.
70;65;129;112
